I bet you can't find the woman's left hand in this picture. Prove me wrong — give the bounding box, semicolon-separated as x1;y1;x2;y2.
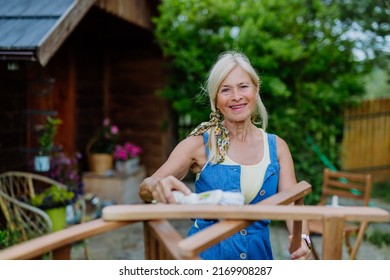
288;236;313;260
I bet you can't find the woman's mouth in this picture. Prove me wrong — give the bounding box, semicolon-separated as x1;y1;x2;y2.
229;104;246;110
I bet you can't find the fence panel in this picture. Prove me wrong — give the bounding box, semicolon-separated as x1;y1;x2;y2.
341;97;390;182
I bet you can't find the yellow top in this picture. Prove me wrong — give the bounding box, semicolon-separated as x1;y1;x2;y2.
222;129;270;204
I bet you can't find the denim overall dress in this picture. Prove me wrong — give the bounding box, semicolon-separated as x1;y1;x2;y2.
187;132;280;260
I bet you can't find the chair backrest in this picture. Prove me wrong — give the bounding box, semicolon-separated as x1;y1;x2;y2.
0;171;68;243
0;171;67;201
319;168;372;207
0;189;52;242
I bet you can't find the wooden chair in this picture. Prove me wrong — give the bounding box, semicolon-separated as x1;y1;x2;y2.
308;168;372;259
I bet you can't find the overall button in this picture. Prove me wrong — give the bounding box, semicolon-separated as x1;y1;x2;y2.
239;252;247;259
259;190;266;196
240;229;247;236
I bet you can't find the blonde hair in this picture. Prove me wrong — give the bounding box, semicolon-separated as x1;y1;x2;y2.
205;51;268;164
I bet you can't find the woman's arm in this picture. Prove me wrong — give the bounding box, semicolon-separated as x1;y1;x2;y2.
139;135;206;204
276;136;312;260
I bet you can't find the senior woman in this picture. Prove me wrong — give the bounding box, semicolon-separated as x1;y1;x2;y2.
139;51;312;260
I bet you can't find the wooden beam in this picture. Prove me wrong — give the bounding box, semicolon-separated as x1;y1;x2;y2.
103;204;389;223
0;219;131;260
36;0;97;66
96;0;155;30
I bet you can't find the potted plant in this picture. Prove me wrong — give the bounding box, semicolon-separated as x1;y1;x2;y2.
114;142;143;175
30;185;75;231
87;118;119;175
34;116;62;172
48;152;84;224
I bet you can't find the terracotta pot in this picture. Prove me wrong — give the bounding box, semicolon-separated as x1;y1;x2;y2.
89;153;113;175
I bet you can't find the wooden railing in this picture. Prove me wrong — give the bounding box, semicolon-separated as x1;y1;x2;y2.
0;181;388;260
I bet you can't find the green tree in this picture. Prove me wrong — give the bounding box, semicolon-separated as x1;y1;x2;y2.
153;0;389;203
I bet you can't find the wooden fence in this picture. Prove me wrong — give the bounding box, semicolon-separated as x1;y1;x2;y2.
341;97;390;182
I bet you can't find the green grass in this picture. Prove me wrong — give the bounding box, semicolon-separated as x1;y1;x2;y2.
365;230;390;248
371;181;390;203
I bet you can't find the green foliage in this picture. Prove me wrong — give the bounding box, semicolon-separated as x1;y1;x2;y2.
0;229;21;249
36;116;62;155
30;185;75;210
90;118;120;154
365;230;390;248
153;0;387;203
371;181;390;203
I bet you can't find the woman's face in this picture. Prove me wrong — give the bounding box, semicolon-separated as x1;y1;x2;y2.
216;66;257;124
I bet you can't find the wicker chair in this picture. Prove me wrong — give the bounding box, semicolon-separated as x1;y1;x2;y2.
0;171;76;243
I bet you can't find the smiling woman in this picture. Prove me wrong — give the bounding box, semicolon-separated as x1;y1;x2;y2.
138;51;313;260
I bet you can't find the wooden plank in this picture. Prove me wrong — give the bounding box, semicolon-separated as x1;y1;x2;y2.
341;98;390;182
96;0;154;30
326;179;365;191
147;181;312;258
103;204;389;223
145;220;197;260
0;219;132;260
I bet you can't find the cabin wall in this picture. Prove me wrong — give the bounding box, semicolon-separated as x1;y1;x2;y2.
0;4;173;177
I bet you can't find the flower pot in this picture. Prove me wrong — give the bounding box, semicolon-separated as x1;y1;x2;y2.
115;160;127;174
115;157;139;175
89;153;113;175
34;155;50;172
45;206;67;232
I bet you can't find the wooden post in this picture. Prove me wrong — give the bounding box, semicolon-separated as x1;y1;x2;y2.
322;216;345;259
52;245;71;260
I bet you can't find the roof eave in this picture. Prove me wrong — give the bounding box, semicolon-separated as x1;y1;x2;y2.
36;0;97;66
0;50;37;62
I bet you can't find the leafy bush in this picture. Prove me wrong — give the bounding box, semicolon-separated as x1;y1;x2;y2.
34;116;62;155
153;0;387;203
30;185;75;210
0;229;21;249
365;230;390;248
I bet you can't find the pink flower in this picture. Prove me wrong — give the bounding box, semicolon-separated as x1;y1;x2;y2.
91;118;120;153
114;142;142;161
103;118;110;127
111;126;119;135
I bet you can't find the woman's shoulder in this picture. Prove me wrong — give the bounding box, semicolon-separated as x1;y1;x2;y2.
177;134;205;152
273;134;291;156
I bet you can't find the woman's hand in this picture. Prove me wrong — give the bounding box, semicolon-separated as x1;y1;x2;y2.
288;235;313;260
148;175;192;204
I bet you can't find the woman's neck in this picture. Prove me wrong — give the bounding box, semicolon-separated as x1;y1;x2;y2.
223;119;256;143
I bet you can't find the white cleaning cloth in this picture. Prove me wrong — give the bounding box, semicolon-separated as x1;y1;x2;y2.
172;190;245;205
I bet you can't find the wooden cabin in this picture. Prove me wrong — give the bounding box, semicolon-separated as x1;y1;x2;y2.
0;0;175;177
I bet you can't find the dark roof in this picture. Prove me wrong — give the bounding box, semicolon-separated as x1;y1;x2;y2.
0;0;73;50
0;0;95;66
